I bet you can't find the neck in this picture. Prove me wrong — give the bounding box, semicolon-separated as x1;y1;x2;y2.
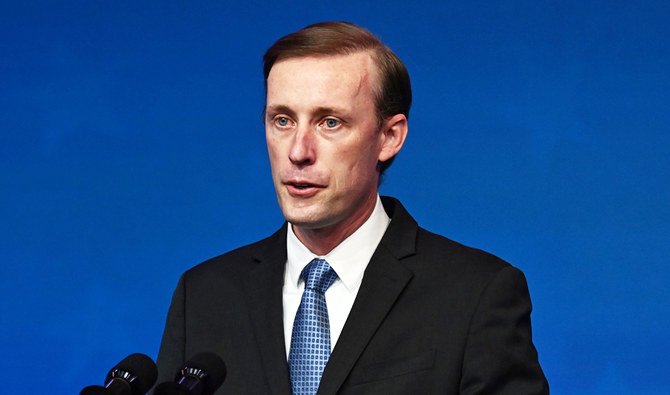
293;195;378;256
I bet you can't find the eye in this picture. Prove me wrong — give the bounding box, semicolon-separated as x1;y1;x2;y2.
273;116;293;128
322;118;341;129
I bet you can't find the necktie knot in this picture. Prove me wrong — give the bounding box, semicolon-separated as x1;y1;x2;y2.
301;258;337;294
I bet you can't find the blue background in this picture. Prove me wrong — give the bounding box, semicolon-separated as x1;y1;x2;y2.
2;1;669;394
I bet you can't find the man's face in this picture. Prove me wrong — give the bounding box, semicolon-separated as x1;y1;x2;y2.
265;52;387;237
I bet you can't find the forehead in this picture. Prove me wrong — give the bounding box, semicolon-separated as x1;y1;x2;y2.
266;52;379;108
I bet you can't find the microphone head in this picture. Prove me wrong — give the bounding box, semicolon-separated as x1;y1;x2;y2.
105;353;158;395
176;352;226;395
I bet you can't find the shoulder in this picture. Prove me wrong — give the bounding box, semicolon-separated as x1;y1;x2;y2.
414;227;530;301
415;227;511;274
381;195;520;287
181;225;287;285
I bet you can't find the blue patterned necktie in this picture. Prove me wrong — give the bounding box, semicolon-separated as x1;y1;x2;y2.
288;258;338;395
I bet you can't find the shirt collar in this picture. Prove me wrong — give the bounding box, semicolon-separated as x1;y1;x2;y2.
286;195;391;292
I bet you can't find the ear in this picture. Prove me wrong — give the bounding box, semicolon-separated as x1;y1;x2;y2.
377;114;408;162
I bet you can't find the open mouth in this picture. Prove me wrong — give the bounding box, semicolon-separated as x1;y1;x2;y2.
285;181;323;196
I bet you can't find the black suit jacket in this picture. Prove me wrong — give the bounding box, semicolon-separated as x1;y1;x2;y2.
156;197;548;394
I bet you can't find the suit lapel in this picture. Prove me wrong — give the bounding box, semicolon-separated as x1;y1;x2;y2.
318;197;418;395
243;226;292;395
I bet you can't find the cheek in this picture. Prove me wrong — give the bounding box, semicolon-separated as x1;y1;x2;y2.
337;134;380;167
267;153;284;183
336;154;376;188
266;139;283;164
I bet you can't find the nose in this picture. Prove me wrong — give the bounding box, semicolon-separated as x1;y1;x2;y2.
288;125;316;167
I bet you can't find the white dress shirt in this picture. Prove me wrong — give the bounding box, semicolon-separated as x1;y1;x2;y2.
282;195;391;358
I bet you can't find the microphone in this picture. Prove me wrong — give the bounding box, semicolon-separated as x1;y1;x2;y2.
80;353;158;395
153;352;226;395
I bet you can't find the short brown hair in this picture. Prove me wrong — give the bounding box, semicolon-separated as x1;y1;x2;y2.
263;21;412;175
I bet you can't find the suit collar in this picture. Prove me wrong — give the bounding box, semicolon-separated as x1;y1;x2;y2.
319;196;418;394
244;225;292;395
378;196;419;259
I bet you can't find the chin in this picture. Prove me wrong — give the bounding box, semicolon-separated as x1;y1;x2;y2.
283;212;324;228
282;207;332;229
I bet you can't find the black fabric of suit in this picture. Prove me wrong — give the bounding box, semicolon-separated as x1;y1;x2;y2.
156;197;549;394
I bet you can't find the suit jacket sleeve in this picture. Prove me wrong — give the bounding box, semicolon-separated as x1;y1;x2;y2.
460;266;549;394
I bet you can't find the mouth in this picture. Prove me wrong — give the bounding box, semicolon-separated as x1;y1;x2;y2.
291;183;315;189
284;180;324;197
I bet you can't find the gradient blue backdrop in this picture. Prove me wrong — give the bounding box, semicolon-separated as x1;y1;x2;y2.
2;1;669;394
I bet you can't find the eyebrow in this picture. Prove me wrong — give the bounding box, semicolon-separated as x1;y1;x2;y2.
265;104;349;119
265;105;295;119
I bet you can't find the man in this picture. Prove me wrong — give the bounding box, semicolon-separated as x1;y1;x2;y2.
156;22;548;394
